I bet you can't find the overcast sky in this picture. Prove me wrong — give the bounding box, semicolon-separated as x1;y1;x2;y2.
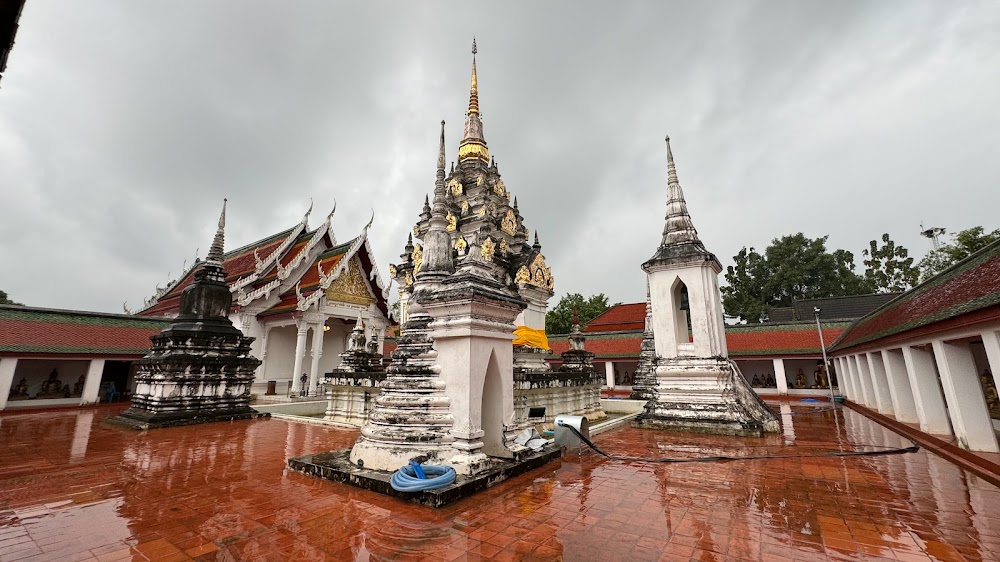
1;1;998;313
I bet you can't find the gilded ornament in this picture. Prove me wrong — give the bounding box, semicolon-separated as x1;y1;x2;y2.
446;211;457;232
325;258;375;306
388;264;397;278
501;209;517;236
480;237;496;262
448;178;463;196
499;238;508;254
494;178;506;197
411;243;423;274
487;202;497;215
405;272;413;287
412;225;419;237
461;200;469;214
455;236;467;253
477;206;487;218
515;265;531;284
476;173;486;187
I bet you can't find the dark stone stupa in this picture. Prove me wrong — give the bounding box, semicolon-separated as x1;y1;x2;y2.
108;200;264;430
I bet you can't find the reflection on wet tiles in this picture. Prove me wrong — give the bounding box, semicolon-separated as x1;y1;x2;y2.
2;403;1000;561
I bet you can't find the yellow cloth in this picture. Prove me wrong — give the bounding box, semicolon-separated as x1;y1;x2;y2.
512;326;550;351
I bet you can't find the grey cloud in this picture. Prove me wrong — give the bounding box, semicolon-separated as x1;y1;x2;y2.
1;1;997;312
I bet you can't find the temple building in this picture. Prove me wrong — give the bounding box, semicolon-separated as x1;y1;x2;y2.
137;203;392;399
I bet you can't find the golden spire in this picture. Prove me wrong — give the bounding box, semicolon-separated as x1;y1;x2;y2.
458;38;489;163
468;38;480;116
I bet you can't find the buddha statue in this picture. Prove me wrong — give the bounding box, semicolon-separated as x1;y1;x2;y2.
794;368;807;389
9;377;28;399
814;367;827;389
73;375;86;396
765;374;776;388
37;370;64;397
752;374;762;387
981;369;1000;419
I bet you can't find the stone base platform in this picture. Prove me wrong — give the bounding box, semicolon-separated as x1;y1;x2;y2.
631;416;766;437
105;407;270;430
288;445;562;508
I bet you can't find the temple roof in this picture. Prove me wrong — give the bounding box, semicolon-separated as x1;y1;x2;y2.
549;321;848;360
0;305;168;357
582;303;646;333
0;0;24;88
830;239;1000;353
767;293;903;323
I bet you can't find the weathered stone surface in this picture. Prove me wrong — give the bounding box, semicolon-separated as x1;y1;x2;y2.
290;445;561;508
108;201;262;430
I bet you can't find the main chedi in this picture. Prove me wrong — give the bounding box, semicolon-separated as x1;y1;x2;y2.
634;138;778;436
352;41;554;475
109;201;263;429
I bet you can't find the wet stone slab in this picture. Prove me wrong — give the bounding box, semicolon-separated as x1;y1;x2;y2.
288;446;563;508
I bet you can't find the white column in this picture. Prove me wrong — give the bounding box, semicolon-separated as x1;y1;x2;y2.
604;361;615;390
865;352;894;415
901;345;952;435
834;357;853;400
772;358;788;395
882;349;918;424
291;323;308;395
981;330;1000;402
853;354;876;407
308;323;324;396
0;358;17;411
70;411;95;464
80;359;105;406
932;339;999;452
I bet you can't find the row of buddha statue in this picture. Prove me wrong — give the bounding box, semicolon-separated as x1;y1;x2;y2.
7;369;85;400
749;367;829;389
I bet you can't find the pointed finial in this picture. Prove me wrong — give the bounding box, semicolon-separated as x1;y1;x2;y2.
327;198;337;219
468;39;480;116
533;230;540;248
665;135;678;185
355;309;365;330
437;120;446;176
450;161;455;173
513;196;518;210
207;198;227;264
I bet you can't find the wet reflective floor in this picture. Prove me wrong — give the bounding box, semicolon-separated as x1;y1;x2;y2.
1;404;998;562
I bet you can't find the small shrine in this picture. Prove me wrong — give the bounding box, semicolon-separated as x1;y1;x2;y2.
322;312;386;425
634;138;778;436
108;201;264;430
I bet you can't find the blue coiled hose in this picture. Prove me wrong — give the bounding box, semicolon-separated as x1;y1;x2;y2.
390;460;456;492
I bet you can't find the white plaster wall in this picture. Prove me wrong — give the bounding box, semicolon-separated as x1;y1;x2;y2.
263;325;297;382
318;324;350;374
648;264;727;360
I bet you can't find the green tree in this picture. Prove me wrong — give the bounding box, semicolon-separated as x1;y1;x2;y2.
0;290;21;305
546;293;612;334
722;233;868;323
918;226;1000;281
862;233;919;293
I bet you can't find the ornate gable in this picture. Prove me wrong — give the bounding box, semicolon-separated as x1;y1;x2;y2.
326;257;376;307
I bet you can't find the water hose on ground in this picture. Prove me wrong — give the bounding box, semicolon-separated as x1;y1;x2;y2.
557;404;920;464
390;460;456;492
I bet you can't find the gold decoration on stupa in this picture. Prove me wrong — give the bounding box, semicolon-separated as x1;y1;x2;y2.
494;178;506;197
477;206;487;218
455;236;467;253
516;253;554;291
411;243;423;274
405;272;414;286
326;258;375;306
388;264;397;277
448;178;463;196
501;209;517;236
477;173;486;187
461;200;469;214
499;238;508;254
412;225;419;237
446;211;457;232
487;202;497;215
480;237;496;262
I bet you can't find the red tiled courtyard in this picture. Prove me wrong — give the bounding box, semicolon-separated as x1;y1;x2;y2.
1;404;998;562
